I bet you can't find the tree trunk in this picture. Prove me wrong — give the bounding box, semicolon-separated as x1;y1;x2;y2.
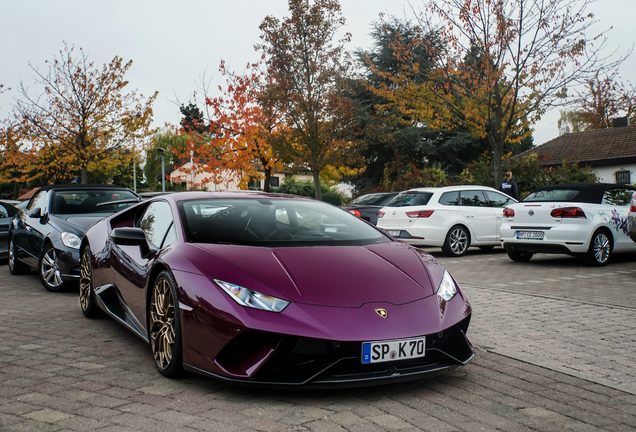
263;167;272;192
81;166;88;184
488;136;503;189
312;171;322;201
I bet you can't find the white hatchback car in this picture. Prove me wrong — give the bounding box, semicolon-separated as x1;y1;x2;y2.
500;184;636;265
377;186;516;256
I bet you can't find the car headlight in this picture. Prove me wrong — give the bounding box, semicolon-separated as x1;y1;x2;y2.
214;279;289;312
61;232;81;249
436;270;457;301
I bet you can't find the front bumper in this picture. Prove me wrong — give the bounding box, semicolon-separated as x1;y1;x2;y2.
55;246;81;281
184;316;473;388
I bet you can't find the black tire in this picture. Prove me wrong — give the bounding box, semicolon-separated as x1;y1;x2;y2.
585;229;612;266
148;270;183;378
79;247;102;318
8;238;29;275
506;248;533;262
478;245;495;252
442;225;471;257
38;244;66;292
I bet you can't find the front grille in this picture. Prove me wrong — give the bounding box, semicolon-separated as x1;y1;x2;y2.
218;316;473;385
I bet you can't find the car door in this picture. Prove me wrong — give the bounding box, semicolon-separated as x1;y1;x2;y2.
601;187;636;252
13;190;49;267
484;190;516;240
111;200;176;330
458;190;497;243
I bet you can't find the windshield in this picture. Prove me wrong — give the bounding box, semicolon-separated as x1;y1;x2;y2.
51;189;138;215
350;193;397;206
385;191;433;207
179;198;389;246
524;189;581;202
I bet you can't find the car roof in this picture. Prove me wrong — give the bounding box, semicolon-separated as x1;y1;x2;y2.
407;185;500;193
526;183;631;204
37;184;134;192
158;190;314;203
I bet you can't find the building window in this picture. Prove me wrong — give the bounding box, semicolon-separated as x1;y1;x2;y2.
247;178;261;190
615;170;631;185
270;176;280;188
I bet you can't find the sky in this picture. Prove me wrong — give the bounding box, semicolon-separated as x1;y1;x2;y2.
1;0;635;147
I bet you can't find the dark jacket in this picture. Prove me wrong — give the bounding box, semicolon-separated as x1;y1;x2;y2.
499;180;519;200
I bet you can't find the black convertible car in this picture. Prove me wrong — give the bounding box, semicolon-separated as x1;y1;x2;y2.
9;185;139;291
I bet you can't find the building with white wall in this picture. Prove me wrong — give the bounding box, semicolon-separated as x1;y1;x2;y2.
525;125;636;184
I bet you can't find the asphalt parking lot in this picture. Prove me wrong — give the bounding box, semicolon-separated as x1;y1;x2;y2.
1;248;635;432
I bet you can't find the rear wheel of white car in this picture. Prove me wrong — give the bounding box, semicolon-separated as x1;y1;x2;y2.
506;247;533;262
442;225;470;257
586;229;612;266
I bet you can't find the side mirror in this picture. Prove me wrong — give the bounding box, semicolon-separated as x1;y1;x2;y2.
110;227;150;256
111;227;146;245
29;207;42;219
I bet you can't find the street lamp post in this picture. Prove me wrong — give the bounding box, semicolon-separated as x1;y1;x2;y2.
156;147;166;193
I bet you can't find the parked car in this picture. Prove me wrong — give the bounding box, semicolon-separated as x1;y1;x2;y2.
377;186;516;256
0;201;20;260
79;191;474;385
628;191;636;242
500;183;636;265
343;192;399;225
9;185;140;291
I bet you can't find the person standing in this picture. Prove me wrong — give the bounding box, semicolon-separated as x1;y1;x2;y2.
499;171;519;200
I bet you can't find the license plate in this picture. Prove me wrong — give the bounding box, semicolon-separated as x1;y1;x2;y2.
361;336;426;364
516;231;544;240
388;230;401;237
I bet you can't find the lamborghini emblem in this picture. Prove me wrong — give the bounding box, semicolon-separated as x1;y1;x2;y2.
375;308;388;318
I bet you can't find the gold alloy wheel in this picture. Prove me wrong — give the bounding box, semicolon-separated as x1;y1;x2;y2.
150;277;176;370
79;251;91;311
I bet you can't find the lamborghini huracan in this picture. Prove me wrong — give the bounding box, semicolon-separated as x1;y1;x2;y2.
79;191;474;386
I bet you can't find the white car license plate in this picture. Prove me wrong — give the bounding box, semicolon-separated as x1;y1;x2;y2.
516;231;544;240
388;230;401;237
361;336;426;364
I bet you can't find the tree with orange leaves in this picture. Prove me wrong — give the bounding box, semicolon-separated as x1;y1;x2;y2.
179;61;285;192
257;0;353;200
14;43;157;184
374;0;623;186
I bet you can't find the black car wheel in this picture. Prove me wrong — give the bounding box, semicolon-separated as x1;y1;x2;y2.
39;245;66;292
586;229;612;266
506;247;533;262
149;271;183;377
442;225;470;257
79;247;101;318
8;238;29;275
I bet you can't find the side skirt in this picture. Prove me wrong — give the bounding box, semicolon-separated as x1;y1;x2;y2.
94;284;149;343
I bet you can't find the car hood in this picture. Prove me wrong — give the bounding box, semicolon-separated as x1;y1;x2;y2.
177;241;441;308
50;214;105;234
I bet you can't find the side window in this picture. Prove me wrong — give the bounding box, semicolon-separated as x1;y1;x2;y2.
28;191;48;213
602;188;632;206
484;190;514;208
459;190;489;207
137;201;174;248
438;191;459;206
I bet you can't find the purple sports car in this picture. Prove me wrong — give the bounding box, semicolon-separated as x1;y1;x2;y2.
79;191;473;386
